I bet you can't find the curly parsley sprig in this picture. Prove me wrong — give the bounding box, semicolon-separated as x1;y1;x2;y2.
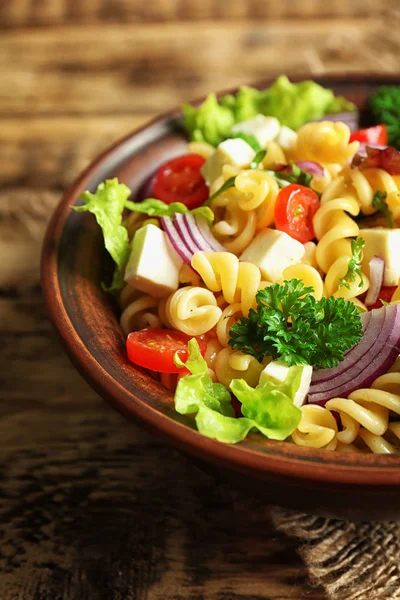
372;190;394;228
229;279;363;369
338;236;365;290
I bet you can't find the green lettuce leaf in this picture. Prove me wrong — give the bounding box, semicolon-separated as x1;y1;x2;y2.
258;75;356;130
173;339;301;444
174;339;234;417
73;178;131;292
229;85;267;121
230;378;301;441
326;94;357;114
124;198;214;225
182;93;235;146
182;76;357;144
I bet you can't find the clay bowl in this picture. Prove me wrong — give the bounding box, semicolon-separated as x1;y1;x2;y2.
42;74;400;521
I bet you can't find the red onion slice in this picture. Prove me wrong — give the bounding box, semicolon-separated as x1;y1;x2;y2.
308;305;400;404
295;161;324;177
310;310;377;387
182;213;216;252
173;213;203;255
365;256;385;306
195;216;226;252
273;161;324;178
160;216;193;265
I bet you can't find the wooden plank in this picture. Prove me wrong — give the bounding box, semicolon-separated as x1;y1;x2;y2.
0;19;396;118
0;0;389;28
0;116;151;188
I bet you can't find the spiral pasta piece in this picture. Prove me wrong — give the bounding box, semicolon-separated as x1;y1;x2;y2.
214;346;264;389
291;405;338;450
191;251;261;316
120;294;162;336
313;177;369;299
158;286;222;336
210;188;257;255
310;163;343;195
289;121;359;166
343;166;400;215
280;264;324;300
216;302;242;346
234;170;280;229
179;263;201;287
261;141;287;168
324;372;400;453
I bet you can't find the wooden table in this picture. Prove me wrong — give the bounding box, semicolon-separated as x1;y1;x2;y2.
1;2;399;598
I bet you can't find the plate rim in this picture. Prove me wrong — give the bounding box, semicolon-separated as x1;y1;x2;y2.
41;73;400;489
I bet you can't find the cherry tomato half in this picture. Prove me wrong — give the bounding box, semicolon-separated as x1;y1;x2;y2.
152;154;209;209
126;329;207;373
349;124;388;146
274;184;320;243
366;286;397;311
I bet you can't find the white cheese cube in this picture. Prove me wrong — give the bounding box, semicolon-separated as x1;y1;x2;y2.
275;125;297;152
259;360;312;407
124;224;183;297
359;228;400;287
240;229;305;282
201;138;255;185
231;115;280;149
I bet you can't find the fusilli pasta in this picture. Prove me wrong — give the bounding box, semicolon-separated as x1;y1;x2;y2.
191;251;261;316
214;346;265;389
120;293;162;336
288;121;359;166
210;188;257;254
158;286;222;336
313;178;370;299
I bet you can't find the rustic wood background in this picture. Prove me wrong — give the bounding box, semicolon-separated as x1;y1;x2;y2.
1;2;399;599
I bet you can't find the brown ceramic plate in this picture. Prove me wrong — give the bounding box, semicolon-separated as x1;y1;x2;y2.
42;74;400;521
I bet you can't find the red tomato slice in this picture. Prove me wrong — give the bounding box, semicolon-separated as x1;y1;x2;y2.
126;329;207;373
349;125;388;146
366;286;397;311
152;154;209;209
274;184;320;243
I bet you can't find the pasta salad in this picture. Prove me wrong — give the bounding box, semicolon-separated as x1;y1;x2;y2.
76;76;400;454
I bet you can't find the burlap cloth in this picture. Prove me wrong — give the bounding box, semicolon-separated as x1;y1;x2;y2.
270;507;400;600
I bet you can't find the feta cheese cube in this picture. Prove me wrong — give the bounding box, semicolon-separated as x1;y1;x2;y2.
231;115;280;149
124;224;183;297
240;229;305;282
201;138;255;185
359;228;400;287
259;360;312;407
275;125;297;152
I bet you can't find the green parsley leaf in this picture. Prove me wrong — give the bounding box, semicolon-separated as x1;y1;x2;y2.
372;190;394;228
338;236;365;290
249;149;267;169
232;131;261;151
229;279;363;369
204;149;267;206
124;198;214;225
266;163;313;188
203;176;237;207
73;178;131;292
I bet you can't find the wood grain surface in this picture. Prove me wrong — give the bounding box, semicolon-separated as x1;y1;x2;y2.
1;1;399;598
